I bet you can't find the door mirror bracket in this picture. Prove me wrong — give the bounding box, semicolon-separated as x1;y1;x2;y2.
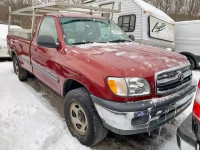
129;34;135;41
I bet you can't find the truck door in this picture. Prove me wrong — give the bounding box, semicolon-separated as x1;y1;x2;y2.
31;16;60;93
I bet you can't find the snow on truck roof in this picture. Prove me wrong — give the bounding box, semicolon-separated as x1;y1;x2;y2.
133;0;174;24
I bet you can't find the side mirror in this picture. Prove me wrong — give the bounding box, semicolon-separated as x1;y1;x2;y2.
129;34;135;41
37;35;59;48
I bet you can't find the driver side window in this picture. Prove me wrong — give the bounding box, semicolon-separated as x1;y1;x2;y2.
38;17;58;42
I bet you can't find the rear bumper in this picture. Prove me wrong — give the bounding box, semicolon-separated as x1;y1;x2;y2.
177;114;197;150
91;81;196;135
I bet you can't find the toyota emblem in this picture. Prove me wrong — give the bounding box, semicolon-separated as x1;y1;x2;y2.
178;72;184;81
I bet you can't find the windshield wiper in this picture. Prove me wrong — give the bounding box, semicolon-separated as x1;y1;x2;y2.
72;41;107;45
72;41;94;45
108;39;132;43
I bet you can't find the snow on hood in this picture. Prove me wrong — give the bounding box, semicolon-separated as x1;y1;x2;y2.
74;42;188;78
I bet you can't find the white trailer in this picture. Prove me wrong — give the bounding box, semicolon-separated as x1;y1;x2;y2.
85;0;175;49
175;20;200;69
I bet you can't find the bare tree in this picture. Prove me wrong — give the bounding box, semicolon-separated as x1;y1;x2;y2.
187;0;200;16
147;0;200;21
173;0;186;20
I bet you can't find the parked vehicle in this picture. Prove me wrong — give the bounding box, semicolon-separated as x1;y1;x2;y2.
7;2;196;146
0;24;21;58
0;24;11;58
86;0;175;50
175;20;200;70
177;80;200;150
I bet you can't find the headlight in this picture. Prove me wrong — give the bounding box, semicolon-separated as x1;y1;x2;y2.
125;78;151;96
107;77;150;96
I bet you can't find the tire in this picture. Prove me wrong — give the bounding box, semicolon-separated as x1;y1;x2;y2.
64;87;108;146
187;56;196;70
13;55;28;81
28;72;35;78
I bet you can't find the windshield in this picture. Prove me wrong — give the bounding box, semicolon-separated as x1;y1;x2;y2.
60;17;132;45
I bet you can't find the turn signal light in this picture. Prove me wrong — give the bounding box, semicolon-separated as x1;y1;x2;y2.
107;77;128;96
107;79;117;94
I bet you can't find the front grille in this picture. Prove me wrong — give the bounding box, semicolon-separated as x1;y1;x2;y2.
156;64;192;95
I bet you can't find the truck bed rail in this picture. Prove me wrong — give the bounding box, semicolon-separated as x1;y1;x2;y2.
11;1;121;16
8;0;121;39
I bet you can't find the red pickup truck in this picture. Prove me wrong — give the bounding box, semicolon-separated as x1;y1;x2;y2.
7;13;196;146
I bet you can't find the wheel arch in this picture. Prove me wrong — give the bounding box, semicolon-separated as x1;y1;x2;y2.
62;79;90;97
179;52;197;67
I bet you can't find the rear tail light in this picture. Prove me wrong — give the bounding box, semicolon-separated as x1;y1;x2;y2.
193;81;200;122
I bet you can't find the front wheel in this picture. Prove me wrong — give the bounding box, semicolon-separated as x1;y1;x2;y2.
13;55;28;81
64;87;108;146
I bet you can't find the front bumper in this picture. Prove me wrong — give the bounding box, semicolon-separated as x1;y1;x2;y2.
91;81;196;135
177;114;197;150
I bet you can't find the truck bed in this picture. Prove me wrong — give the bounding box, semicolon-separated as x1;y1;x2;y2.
7;33;32;73
8;28;32;40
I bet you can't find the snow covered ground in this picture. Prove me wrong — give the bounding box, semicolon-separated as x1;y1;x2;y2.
0;61;200;150
0;62;90;150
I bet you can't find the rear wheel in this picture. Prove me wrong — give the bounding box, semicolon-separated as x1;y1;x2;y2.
13;55;28;81
64;87;108;146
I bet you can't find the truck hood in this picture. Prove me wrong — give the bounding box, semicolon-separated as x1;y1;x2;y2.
74;42;189;78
